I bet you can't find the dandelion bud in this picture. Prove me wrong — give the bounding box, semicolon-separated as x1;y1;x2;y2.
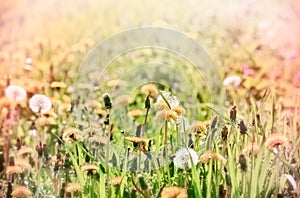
103;93;112;109
239;120;247;135
221;125;228;141
138;174;148;190
145;95;151;109
238;154;247;172
230;106;237;123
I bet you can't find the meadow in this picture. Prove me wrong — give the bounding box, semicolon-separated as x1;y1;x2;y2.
0;0;299;197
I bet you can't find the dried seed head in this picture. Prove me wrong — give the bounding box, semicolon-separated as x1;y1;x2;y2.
239;120;247;135
221;125;228;141
103;93;112;109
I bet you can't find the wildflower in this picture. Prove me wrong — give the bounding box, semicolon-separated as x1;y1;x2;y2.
172;105;185;115
160;186;188;198
157;91;179;109
18;146;33;156
141;83;159;98
14;159;31;169
190;122;207;141
36;116;56;126
107;79;127;88
155;110;178;122
62;127;82;143
124;136;150;144
223;75;241;89
173;148;198;169
265;133;289;149
66;182;81;193
242;142;260;155
109;177;124;186
28;129;37;137
29;94;52;114
128;109;144;119
154;100;170;111
5;85;27;102
199;150;226;164
80;164;99;174
50;81;67;89
6;166;23;175
114;95;130;106
11;186;32;198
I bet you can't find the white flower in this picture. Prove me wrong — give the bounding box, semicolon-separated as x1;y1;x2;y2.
223;75;241;89
29;94;52;114
173;148;198;169
5;85;27;102
29;129;37;137
157;91;179;108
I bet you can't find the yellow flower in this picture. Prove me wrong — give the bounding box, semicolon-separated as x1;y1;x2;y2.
160;186;188;198
11;186;32;198
124;136;150;144
199;150;226;164
141;83;159;98
62;127;82;143
66;182;81;193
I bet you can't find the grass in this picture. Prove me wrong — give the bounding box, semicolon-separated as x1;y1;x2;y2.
0;0;299;197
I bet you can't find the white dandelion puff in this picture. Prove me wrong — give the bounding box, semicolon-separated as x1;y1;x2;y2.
29;94;52;114
223;75;241;89
173;148;198;169
157;91;180;109
5;85;27;102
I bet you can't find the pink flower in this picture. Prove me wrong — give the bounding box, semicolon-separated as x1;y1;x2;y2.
241;64;255;76
5;85;27;102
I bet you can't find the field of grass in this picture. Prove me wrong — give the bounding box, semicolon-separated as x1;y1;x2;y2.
0;0;299;197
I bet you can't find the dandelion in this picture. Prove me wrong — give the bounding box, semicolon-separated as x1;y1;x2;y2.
265;133;289;150
128;109;144;119
11;186;32;198
154;100;170;111
173;148;198;169
157;91;179;109
50;81;67;89
124;136;150;144
172;105;185;115
18;146;33;156
66;182;81;193
5;85;27;102
6;166;23;175
29;94;52;114
199;150;226;164
114;94;130;106
223;75;241;89
62;127;82;143
160;186;188;198
141;83;159;98
242;142;260;155
190;122;207;141
155;110;178;122
80;164;99;174
109;177;124;186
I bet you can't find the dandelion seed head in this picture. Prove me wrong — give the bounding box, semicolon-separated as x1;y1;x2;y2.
5;85;27;102
173;148;198;169
223;75;241;89
29;94;52;114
